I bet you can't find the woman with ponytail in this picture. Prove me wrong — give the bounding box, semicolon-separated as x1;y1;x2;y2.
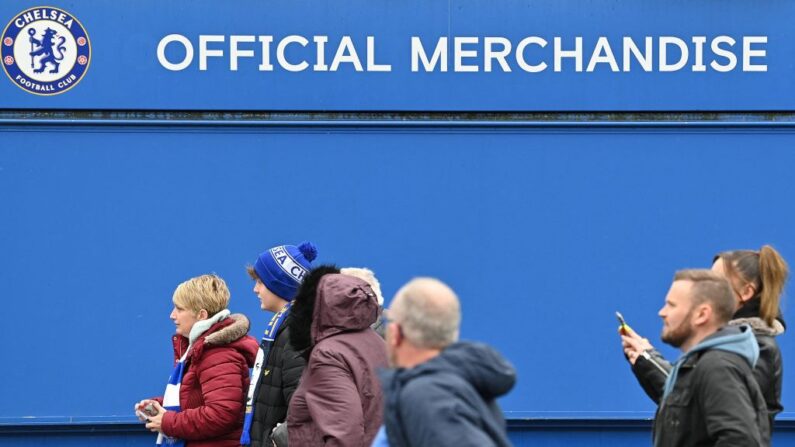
621;245;788;425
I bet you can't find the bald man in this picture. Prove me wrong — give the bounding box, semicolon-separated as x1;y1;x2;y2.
377;278;516;447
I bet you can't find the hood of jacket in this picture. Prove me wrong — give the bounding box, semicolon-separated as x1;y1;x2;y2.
173;312;257;366
733;296;787;332
310;273;379;343
690;324;759;368
288;264;341;355
662;324;759;400
729;316;785;337
390;341;516;400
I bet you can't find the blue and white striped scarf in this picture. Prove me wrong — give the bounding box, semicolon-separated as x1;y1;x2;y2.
240;302;292;446
156;309;230;446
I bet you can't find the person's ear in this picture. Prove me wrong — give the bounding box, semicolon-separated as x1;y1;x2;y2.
388;322;402;347
197;309;209;320
692;304;711;326
739;283;756;303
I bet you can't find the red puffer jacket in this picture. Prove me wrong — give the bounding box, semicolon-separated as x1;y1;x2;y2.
161;313;259;447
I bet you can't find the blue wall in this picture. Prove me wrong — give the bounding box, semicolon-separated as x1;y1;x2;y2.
2;0;794;444
1;121;794;444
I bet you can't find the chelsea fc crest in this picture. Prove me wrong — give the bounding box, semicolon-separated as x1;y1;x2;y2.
2;6;91;95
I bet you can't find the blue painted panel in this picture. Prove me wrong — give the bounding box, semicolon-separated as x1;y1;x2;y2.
1;124;793;423
2;421;795;446
0;0;792;111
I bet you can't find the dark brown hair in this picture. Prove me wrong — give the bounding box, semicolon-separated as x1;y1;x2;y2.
246;265;259;281
714;245;789;327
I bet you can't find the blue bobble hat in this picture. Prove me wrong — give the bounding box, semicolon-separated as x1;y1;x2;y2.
254;242;318;301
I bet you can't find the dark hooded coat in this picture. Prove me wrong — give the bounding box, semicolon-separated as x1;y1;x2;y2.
652;325;769;447
286;271;388;447
630;298;784;426
381;342;516;447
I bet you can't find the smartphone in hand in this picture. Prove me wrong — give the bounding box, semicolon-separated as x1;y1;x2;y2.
616;311;630;335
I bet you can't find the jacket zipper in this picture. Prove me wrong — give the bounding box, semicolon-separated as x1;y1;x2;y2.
641;350;670;377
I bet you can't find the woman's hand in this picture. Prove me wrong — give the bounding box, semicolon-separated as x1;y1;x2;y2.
133;399;156;422
620;325;653;365
144;401;167;433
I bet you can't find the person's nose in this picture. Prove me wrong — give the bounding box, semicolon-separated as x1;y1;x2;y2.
170;308;177;320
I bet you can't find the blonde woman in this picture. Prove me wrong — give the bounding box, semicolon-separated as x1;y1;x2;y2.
135;274;258;447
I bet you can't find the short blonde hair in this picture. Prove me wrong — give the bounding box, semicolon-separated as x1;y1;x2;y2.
173;274;230;316
341;267;383;306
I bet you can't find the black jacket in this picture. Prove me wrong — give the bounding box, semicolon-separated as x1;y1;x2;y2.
631;300;784;426
652;326;769;447
249;317;306;447
381;342;516;447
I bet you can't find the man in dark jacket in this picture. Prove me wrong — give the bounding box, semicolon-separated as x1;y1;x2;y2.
378;278;516;447
650;269;769;447
240;242;317;447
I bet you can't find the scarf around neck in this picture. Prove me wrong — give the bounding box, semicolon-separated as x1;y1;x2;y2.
156;309;231;446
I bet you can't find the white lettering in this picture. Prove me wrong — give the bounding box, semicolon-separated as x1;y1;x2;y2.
710;36;737;72
330;36;363;71
230;35;255;71
743;36;767;72
586;37;619;72
258;36;274;71
516;37;547;72
659;36;688;72
367;36;391;72
691;36;707;72
199;35;225;71
277;35;309;72
454;37;479;72
484;37;512;72
314;36;329;71
411;37;447;72
622;37;652;72
157;34;194;71
554;37;582;72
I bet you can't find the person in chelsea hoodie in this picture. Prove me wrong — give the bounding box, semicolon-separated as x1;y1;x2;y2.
377;277;516;447
649;269;769;447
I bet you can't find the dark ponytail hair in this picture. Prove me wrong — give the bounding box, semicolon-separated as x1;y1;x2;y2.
715;245;789;327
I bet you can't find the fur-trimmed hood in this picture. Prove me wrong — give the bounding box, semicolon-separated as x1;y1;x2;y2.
288;265;341;356
729;316;785;337
288;265;380;357
173;313;257;366
205;313;251;346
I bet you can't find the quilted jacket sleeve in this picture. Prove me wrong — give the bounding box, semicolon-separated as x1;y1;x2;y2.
280;328;307;406
161;347;248;440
